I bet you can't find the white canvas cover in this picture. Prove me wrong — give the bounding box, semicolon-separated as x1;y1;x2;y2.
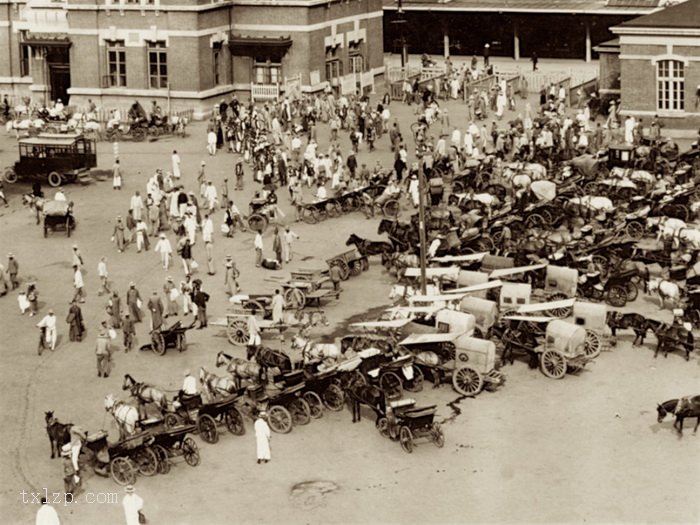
531;180;556;202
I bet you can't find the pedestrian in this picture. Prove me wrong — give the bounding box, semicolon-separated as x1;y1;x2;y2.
122;311;135;352
246;313;261;358
36;497;60;525
178;237;193;276
112;158;122;190
204;181;218;212
192;284;209;329
95;326;112;378
27;282;39;317
254;231;264;267
483;43;490;68
223;255;240;296
255;411;271;464
272;226;284;267
153;233;173;270
164;276;179;317
66;300;85;342
221;178;229;209
108;290;122;328
282;226;299;263
72;265;85;303
202;213;215;275
207;128;217;156
171;149;181;180
126;282;142;322
235;160;244;190
329;263;342;292
181;277;193;316
112;215;127;253
71;245;84;268
7;253;18;290
97;256;110;296
61;444;79;495
129;191;144;222
531;52;538;71
147;290;164;331
135;218;148;253
271;288;284;326
122;485;145;525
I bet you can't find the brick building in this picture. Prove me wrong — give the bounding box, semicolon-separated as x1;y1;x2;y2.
0;0;384;116
611;0;700;128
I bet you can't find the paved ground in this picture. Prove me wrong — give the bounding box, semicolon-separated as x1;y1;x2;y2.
1;86;699;525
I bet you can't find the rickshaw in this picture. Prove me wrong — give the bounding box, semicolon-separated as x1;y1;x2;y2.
570;301;608;358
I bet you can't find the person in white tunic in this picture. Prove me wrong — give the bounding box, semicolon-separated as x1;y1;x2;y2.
407;173;420;208
129;191;144;222
122;485;144;525
37;309;57;350
171;150;181;180
271;289;284;325
154;233;173;270
204;181;218;212
36;498;60;525
255;412;271;463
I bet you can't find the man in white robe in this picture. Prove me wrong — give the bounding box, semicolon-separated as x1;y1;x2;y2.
255;413;271;463
37;309;57;350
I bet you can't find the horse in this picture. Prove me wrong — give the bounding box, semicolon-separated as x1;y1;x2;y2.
655;323;694;360
647;278;682;309
122;373;168;419
45;411;73;459
104;394;140;440
199;367;238;399
248;345;293;373
340;375;386;424
215;351;266;390
381;251;420;278
346;234;393;258
657;395;700;435
291;334;341;371
377;219;417;252
606;312;660;346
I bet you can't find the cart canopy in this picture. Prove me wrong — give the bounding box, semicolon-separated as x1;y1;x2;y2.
546;320;587;357
43;200;71;216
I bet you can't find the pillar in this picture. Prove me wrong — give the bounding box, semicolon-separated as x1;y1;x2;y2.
585;21;591;63
443;33;450;59
513;21;520;61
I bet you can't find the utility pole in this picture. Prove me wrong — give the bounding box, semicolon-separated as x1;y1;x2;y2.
417;156;428;295
392;0;408;68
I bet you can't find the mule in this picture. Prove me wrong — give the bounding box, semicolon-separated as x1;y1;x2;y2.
104;394;140;440
657;395;700;435
122;373;168;419
45;411;72;459
346;234;393;257
199;367;238;399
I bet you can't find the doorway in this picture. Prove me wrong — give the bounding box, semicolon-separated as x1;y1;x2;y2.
46;45;71;103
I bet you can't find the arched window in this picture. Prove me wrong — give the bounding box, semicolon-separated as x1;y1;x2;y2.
657;60;684;111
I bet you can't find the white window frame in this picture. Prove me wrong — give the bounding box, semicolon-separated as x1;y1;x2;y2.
656;58;685;112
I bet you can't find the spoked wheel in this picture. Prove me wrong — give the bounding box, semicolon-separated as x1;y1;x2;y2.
226;319;250;346
626;221;644;240
197;413;219;443
379;371;403;398
326;202;341;217
153;444;170;474
383;199;400;218
525;213;546;228
591;255;609;277
625;281;639;302
134;446;159;476
403;365;424;393
584;330;602;359
432;423;445;448
110;457;136;486
440;342;456;361
399;426;414;454
452;181;465;194
242;299;265;316
360;258;369;271
289;398;311;426
247;214;268;233
584;182;598;194
302;208;318;224
321;384;345;411
376;417;390;438
182;436;200;466
349;262;362;277
132;127;146;142
540;350;567;379
267;405;293;434
330;260;350;281
163;413;180;429
547;293;572;318
452;366;483;396
606;285;628;307
303;391;324;419
283;288;305;309
225;407;246;435
151;331;166;356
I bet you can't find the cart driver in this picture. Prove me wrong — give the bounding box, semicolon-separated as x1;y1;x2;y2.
374;178;401;208
181;370;198;399
54;189;67;202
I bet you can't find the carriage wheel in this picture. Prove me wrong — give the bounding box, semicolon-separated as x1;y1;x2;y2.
360;258;369;271
302;208;318;224
134;446;159;477
624;280;639;302
197;414;219;443
379;371;403;398
376;417;390;438
283;288;305;309
476;237;494;252
349;261;362;277
330;260;350;281
350;370;368;388
182;437;200;466
452;181;465;194
151;332;166;356
591;255;609;277
303;392;324;419
242;299;265;316
153;444;170;474
247;214;268;233
626;221;644;240
441;342;456;361
541;208;554;224
340;197;354;213
584;330;602;359
132;127;146;142
452;366;483;396
321;384;345;411
110;457;136;486
403;365;424;393
4;168;18;184
316;209;328;222
163;413;180;429
383;199;400;218
606;285;628;308
226;319;250;346
584;182;598;194
540;350;567;379
547;293;572;318
399;426;414;454
432;423;445;448
326;202;341;218
525;214;546;228
47;171;62;188
268;405;293;434
289;398;311;426
225;407;246;435
491;230;503;247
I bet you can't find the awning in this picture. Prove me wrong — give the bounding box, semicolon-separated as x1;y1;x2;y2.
444;280;504;294
23;34;71;47
229;35;292;60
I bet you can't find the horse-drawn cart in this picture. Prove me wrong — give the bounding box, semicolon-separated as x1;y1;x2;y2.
570;301;608;358
150;424;200;473
376;398;445;453
164;392;245;444
148;320;194;356
42;200;75;237
326;249;369;281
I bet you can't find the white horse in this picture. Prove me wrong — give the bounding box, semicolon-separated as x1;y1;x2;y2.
199;367;238;399
678;227;700;250
104;394;140;440
647;278;682;309
291;334;341;370
647;217;686;240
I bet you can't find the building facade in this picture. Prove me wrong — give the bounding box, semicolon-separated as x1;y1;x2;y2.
0;0;384;116
612;0;700;129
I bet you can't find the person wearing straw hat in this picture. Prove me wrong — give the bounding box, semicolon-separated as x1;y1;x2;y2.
61;444;79;495
255;411;271;464
122;485;144;525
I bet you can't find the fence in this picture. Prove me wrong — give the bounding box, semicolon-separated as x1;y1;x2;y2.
251;83;279;103
569;76;599;109
463;75;497;102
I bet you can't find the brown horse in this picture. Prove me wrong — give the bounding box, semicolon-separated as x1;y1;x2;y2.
657;395;700;435
45;411;72;459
